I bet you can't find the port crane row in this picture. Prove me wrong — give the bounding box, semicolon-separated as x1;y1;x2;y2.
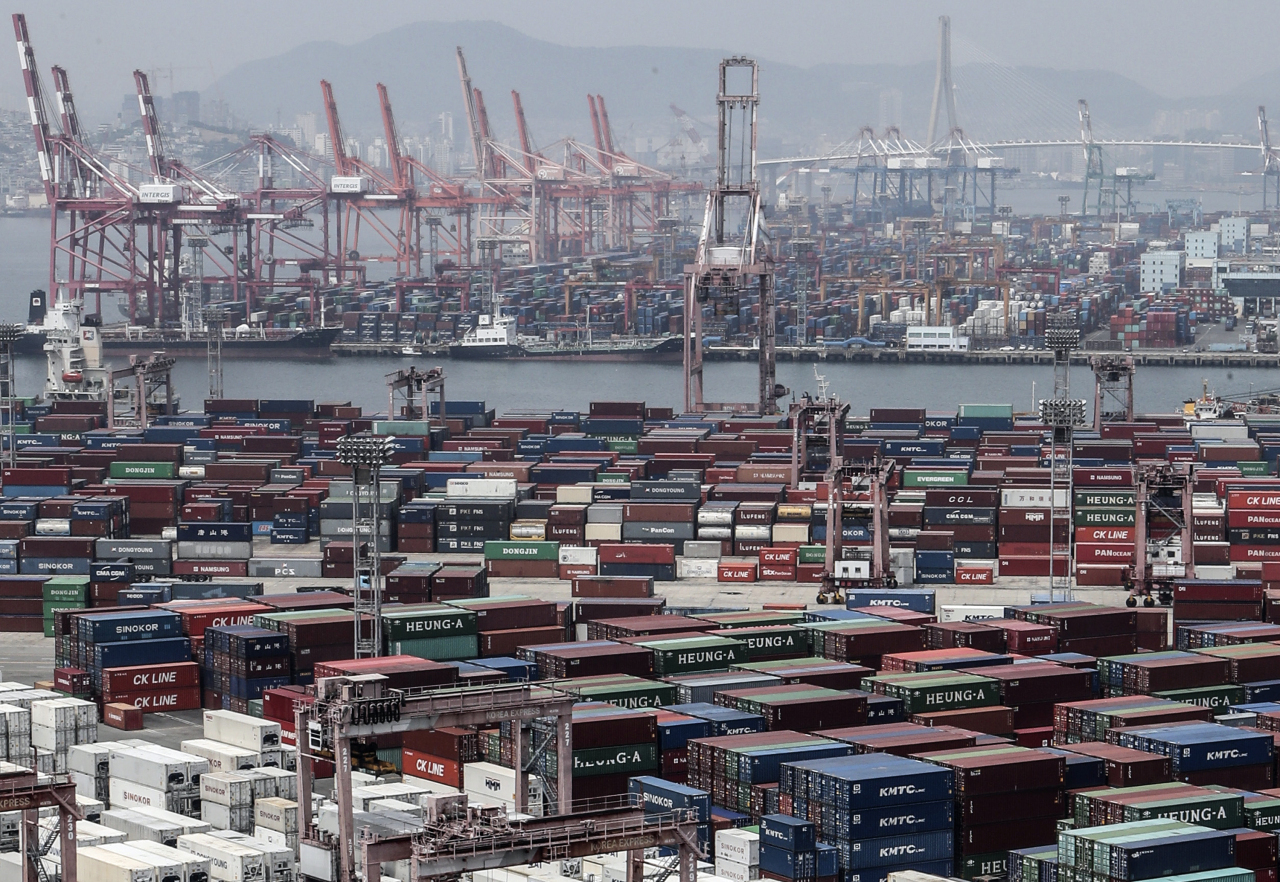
13;13;697;329
17;10;1280;337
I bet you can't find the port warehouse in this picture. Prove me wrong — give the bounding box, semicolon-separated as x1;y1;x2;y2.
20;395;1280;882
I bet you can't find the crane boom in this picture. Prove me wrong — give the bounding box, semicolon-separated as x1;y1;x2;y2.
455;47;486;179
134;69;168;181
377;82;408;189
50;65;89;197
597;95;618;159
319;79;352;176
511;90;537;175
587;95;606;164
474;87;501;178
12;14;55;200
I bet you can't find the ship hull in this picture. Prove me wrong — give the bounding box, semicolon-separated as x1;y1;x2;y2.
450;336;682;362
15;328;340;359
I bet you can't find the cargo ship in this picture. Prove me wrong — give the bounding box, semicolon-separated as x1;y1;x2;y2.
15;292;339;359
449;303;682;362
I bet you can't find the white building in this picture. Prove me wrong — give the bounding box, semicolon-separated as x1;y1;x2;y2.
1088;252;1111;275
906;326;969;351
1219;216;1249;252
1140;250;1185;293
1185;230;1220;260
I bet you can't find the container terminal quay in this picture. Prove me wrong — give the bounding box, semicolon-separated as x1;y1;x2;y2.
6;13;1280;882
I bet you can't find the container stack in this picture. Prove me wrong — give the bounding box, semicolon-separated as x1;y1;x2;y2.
30;697;97;773
758;814;838;882
1073;484;1137;583
483;540;559;579
917;745;1065;876
200;769;255;832
715;828;761;882
713;684;866;733
687;732;851;817
201;625;291;715
628;776;711;855
1109;722;1275;788
380;603;479;661
532;702;660;803
998;487;1069;578
109;744;208;814
436;496;514;554
1053;696;1211;744
776;754;955;880
1057;819;1242;882
252;797;299;856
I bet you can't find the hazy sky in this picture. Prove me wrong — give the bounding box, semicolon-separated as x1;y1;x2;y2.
5;0;1276;119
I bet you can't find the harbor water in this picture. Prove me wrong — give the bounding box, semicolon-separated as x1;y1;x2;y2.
1;215;1277;415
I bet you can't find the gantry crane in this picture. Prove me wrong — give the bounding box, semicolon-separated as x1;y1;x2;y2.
684;57;784;415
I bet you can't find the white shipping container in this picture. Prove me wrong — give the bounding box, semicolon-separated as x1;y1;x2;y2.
101;843;187;882
70;743;118;777
732;525;771;542
558;546;597;566
111;748;194;791
109;777;172;812
209;830;294;880
201;772;255;808
1000;488;1068;508
462;762;544;812
253;827;296;854
133;806;213;836
938;604;1006;623
582;523;621;541
32;697;96;730
181;740;259;773
99;809;189;846
253;798;298;833
78;847;157;882
177;833;266;882
252;767;297;801
714;862;759;882
31;723;74;752
771;524;808;543
555;485;593;504
368;797;422;819
128;841;213;882
177;542;253;561
677;558;718;579
202;801;254;834
203;712;281;752
681;541;723;559
714;830;759;866
445;478;517;499
298;843;334;882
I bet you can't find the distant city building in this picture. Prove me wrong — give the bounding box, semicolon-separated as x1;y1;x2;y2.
1218;216;1249;252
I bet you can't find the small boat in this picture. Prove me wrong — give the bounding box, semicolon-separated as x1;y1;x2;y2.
61;371;82;383
400;345;421;357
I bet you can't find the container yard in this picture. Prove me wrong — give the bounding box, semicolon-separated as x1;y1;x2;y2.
0;385;1273;882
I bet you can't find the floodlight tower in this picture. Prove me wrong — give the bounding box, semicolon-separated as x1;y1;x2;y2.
0;324;20;469
337;433;396;658
1039;313;1086;592
202;307;231;399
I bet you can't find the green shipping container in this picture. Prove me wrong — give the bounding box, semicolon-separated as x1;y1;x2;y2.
596;473;629;484
559;675;676;709
605;439;639;454
42;585;87;602
1240;460;1272;476
110;461;176;479
1073;490;1136;508
1074;508;1137;527
721;626;808;661
1121;792;1243;829
957;853;1009;881
903;470;968;487
483;541;559;561
797;546;826;564
388;634;479;661
1244;793;1280;831
867;672;1000;713
545;743;659;778
382;604;478;640
640;635;747;675
1151;684;1244;709
372;420;432;436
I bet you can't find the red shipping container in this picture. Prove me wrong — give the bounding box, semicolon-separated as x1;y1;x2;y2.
1074;564;1128;586
719;562;758;583
759;564;797;581
101;662;200;696
107;686;201;712
796;564;824;583
597;543;675;565
999;556;1069;577
1228;491;1280;510
760;548;798;566
1075;543;1136;564
1232;546;1280;562
1231;511;1280;529
955;566;993;585
102;703;144;730
1076;526;1135;543
401;748;463;787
